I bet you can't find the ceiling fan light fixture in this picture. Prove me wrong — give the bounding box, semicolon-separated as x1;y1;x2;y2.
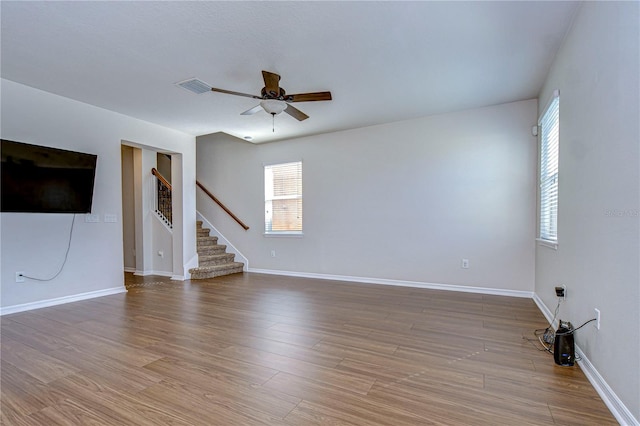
260;99;287;115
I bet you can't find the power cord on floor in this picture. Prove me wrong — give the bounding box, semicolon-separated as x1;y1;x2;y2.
523;335;553;352
525;297;561;353
22;214;76;282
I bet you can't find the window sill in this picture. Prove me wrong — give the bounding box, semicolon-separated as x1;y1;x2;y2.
263;232;304;238
536;238;558;250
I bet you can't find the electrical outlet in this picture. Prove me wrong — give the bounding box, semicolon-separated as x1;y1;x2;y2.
270;250;276;258
594;308;601;330
461;258;469;269
16;272;25;283
555;285;566;300
85;213;100;223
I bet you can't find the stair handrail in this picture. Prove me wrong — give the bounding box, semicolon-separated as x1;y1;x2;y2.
151;168;172;191
196;181;250;231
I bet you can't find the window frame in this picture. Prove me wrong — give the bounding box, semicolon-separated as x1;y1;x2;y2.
537;90;560;249
264;160;303;236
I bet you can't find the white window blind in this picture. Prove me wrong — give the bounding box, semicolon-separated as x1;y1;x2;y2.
539;93;559;243
265;161;302;233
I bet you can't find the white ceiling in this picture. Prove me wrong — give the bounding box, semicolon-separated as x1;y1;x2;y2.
1;1;579;143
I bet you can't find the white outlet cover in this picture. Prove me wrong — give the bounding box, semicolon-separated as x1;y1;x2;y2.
85;214;100;223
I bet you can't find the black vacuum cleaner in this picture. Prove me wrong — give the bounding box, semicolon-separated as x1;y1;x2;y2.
554;320;575;366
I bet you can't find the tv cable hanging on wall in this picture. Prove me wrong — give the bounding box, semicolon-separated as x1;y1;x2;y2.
20;214;77;282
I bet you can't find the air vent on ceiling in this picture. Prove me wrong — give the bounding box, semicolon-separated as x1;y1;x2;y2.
176;78;212;95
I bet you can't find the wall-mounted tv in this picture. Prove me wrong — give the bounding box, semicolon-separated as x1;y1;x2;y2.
1;139;97;213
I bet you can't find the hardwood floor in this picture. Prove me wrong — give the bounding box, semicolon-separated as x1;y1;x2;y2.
1;273;615;425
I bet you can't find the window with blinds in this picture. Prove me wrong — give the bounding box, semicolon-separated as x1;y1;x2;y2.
264;161;302;234
539;92;559;243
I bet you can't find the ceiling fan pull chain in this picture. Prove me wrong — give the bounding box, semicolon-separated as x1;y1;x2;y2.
272;113;275;132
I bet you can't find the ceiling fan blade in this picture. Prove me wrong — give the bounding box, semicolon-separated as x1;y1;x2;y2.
211;87;261;99
241;104;263;115
286;91;332;102
262;71;281;97
284;104;309;121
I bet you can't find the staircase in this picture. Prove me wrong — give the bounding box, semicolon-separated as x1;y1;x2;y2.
189;221;244;279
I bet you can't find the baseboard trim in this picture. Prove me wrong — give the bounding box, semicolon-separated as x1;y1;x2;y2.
124;267;136;273
533;293;638;426
532;293;559;329
575;346;639;426
0;287;127;316
134;270;173;278
247;268;533;298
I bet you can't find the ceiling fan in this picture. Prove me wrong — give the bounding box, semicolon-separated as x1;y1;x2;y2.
210;70;332;122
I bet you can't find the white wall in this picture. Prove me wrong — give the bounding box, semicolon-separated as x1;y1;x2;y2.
197;99;537;293
121;145;136;270
0;79;197;310
536;2;639;422
170;152;195;280
132;147;158;275
156;153;172;183
152;215;173;275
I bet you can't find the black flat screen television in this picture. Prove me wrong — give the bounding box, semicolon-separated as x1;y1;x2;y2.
1;139;97;213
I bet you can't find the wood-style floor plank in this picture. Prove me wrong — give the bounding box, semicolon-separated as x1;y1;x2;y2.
1;339;80;384
1;272;617;424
